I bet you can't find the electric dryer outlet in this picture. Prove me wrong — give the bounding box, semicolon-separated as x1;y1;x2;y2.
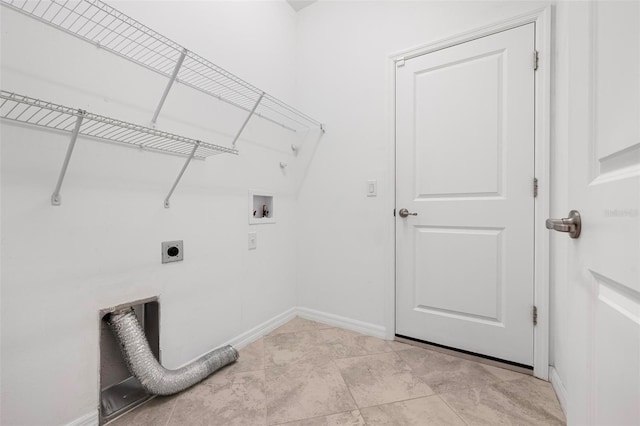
161;240;183;263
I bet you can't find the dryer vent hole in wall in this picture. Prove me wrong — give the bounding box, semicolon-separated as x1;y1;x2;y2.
106;308;238;397
162;240;183;264
99;299;160;424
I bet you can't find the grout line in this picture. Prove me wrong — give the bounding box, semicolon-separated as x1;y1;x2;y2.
332;357;361;414
355;391;440;410
359;409;368;426
436;394;469;425
268;409;358;426
163;397;179;426
354;393;468;425
217;367;267;378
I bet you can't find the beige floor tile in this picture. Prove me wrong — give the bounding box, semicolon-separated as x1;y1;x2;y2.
398;347;506;393
320;328;394;359
108;396;178;426
386;340;414;351
219;338;264;376
440;376;566;425
479;363;529;382
268;317;333;336
265;330;331;368
276;410;365;426
360;395;466;425
167;370;266;426
265;358;357;425
112;323;563;426
335;352;434;408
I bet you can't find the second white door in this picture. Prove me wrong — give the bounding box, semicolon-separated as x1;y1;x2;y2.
396;23;536;366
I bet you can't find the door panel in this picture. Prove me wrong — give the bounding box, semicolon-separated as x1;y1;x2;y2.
414;227;503;322
566;2;640;424
414;52;502;198
396;24;536;366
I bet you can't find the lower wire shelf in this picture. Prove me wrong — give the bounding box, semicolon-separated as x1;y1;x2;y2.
0;90;238;206
0;90;237;159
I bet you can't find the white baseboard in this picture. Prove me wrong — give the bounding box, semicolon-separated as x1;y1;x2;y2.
296;307;387;339
223;307;298;350
66;411;98;426
177;307;298;367
549;366;568;416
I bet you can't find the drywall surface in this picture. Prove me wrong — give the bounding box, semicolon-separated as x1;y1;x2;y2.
0;1;310;425
294;0;547;337
0;1;575;424
294;0;569;396
548;0;570;406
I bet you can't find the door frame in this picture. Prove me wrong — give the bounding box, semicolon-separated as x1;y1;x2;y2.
384;6;552;380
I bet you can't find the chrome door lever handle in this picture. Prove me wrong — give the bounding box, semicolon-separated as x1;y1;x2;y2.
546;210;581;239
398;208;418;218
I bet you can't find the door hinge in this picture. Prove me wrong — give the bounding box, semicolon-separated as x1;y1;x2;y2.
533;177;538;197
533;306;538;326
533;50;539;71
396;58;405;67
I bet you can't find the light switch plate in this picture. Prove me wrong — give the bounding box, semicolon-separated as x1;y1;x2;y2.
248;232;257;250
161;240;183;263
367;180;377;197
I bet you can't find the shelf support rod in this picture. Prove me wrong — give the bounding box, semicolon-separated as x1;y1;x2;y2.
151;48;188;126
164;141;200;208
232;92;264;147
51;110;85;206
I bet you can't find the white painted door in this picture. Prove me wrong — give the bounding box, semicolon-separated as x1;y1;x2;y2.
395;24;536;366
564;3;640;424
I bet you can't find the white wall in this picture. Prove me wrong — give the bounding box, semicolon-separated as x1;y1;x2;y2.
548;0;570;409
0;1;575;424
294;0;547;335
294;0;568;405
0;1;312;425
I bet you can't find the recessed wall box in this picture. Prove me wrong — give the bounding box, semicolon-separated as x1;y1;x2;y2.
99;297;159;425
161;240;183;263
249;191;275;225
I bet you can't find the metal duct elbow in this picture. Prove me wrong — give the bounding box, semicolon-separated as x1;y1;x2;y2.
106;308;238;396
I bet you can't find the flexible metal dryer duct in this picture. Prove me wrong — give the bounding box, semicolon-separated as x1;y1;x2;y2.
107;308;238;396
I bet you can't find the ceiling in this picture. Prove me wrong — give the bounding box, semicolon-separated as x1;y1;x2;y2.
286;0;317;12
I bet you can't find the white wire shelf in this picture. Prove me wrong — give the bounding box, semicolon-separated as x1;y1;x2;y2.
0;0;324;136
0;90;238;207
0;91;237;159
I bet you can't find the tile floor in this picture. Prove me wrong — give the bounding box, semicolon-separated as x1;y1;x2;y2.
110;317;566;426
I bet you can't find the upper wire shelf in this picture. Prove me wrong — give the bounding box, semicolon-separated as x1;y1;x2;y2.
0;0;324;134
0;90;238;159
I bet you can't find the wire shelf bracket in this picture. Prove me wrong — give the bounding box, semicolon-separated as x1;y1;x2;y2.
232;92;264;147
0;0;325;136
0;90;238;207
164;141;199;208
151;47;187;127
51;110;85;205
